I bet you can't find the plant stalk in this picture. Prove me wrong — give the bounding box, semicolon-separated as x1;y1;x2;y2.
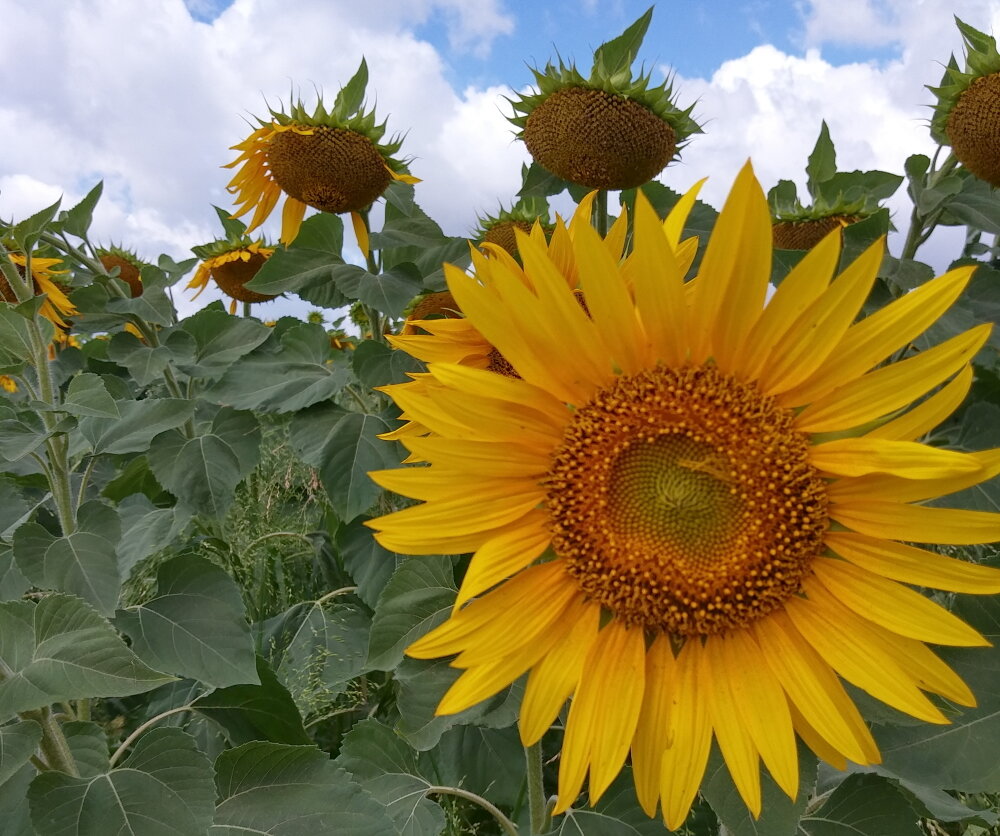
524;740;550;834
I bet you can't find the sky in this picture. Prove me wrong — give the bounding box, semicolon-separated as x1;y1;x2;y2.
3;0;1000;319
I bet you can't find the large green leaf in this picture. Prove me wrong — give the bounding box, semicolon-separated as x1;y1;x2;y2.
28;728;215;836
429;724;525;807
353;340;424;389
367;555;456;670
211;742;396;835
59;181;103;239
13;500;122;615
0;764;36;836
798;773;921;836
330;263;424;318
105;332;175;386
0;721;41;787
61;373;119;419
337;719;445;836
116;495;191;580
554;768;672;835
174;308;271;379
192;655;310;745
593;6;652;76
116;555;258;688
105;264;177;326
61;721;111;777
336;517;403;608
148;408;260;518
206;323;351;413
290;406;402;522
702;745;817;836
244;214;344;296
0;594;174;717
0;304;49;366
78;398;195;455
0;545;31;602
0;475;32;537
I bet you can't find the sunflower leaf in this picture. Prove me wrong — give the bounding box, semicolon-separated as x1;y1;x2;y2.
806;121;837;197
10;197;62;251
59;181;103;239
12;500;121;616
798;773;922;836
592;6;652;78
212;742;397;835
336;517;403;609
334;58;370;120
78;398;195;455
0;721;41;788
0;594;174;716
115;554;258;688
27;728;215;836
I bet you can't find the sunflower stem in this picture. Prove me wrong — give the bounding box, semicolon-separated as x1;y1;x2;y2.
593;190;609;238
524;740;549;834
242;300;252;318
425;786;519;836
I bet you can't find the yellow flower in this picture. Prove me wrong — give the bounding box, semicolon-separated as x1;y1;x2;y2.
0;375;16;393
2;252;77;327
225;60;418;246
368;162;1000;827
187;241;276;315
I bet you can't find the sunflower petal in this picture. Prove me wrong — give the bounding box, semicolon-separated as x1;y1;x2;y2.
810;438;983;479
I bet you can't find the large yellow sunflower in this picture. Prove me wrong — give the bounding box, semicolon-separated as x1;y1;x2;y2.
368;162;1000;827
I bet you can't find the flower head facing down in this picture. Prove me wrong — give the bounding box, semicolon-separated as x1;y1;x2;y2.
2;250;77;327
97;245;146;298
508;8;700;190
187;239;276;313
368;162;1000;827
931;18;1000;186
226;59;418;245
474;194;554;260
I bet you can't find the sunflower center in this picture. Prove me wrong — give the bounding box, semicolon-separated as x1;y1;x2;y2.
547;364;828;636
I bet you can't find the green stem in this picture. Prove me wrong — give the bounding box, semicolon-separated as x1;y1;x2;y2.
426;786;519;836
242;301;252;318
109;705;192;768
315;586;357;606
244;531;315;553
593;190;609;238
358;209;388;345
524;740;549;834
25;707;78;776
75;456;98;512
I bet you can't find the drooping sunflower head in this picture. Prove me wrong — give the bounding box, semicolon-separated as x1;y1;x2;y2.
930;17;1000;186
769;121;900;250
188;239;276;312
370;162;1000;827
1;248;77;328
226;59;419;245
474;195;554;259
97;244;146;298
508;8;700;190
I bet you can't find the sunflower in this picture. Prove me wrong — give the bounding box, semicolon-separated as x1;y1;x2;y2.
187;239;276;315
225;60;418;247
508;9;700;190
2;251;77;327
97;245;145;297
474;196;555;260
368;162;1000;827
0;375;16;393
931;18;1000;186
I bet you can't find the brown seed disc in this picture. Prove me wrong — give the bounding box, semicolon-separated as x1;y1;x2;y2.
1;265;37;303
210;252;277;303
100;254;143;297
547;364;828;637
772;215;859;251
523;87;677;190
486;347;520;378
947;73;1000;186
481;220;534;257
401;291;463;335
267;126;392;213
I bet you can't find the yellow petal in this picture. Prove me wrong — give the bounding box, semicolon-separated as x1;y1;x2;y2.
454;510;551;609
702;635;762;818
810;438;983;480
689;161;771;369
554;620;646;813
831;501;1000;545
784;265;975;404
631;635;677;817
795;325;990;433
826;531;1000;594
788;703;848;771
663;178;707;247
279;196;308;244
738;230;841;381
785;582;948;723
760;238;882;396
520;601;601;746
755;611;879;766
866;366;973;442
811;556;988;647
351;211;369;258
660;640;713;831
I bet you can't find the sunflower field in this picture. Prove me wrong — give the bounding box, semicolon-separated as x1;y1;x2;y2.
5;8;1000;835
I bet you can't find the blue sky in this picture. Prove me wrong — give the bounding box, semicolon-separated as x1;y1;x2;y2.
3;0;998;318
